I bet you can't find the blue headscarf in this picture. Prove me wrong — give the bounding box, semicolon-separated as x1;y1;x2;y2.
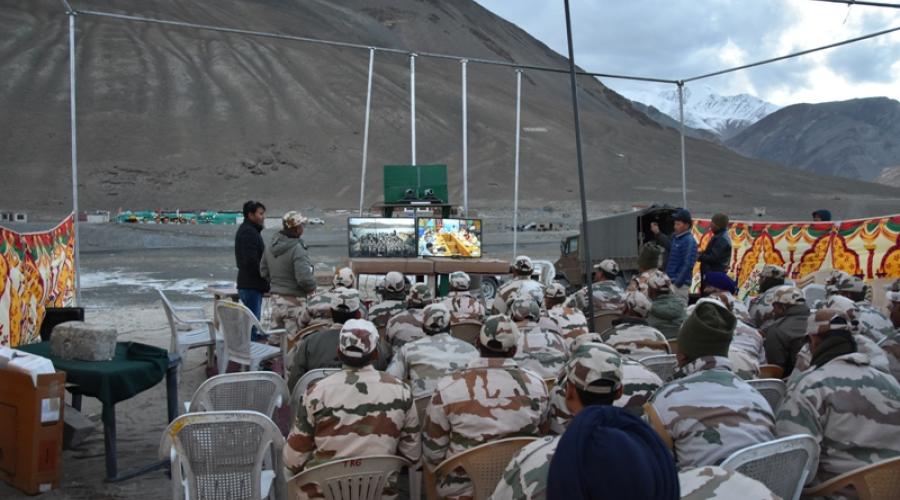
546;406;679;500
704;271;737;294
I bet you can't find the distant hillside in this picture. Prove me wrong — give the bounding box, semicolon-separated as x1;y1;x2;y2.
876;165;900;187
1;0;899;220
727;97;900;182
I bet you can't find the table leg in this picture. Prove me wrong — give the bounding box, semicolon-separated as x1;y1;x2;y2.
102;403;117;481
166;353;180;421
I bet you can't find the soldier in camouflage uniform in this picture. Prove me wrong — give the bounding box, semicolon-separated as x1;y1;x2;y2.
492;255;545;314
627;242;664;295
646;270;688;339
509;296;569;379
439;271;486;324
761;285;809;377
493;341;625;500
423;315;548;499
368;271;408;331
602;322;670;361
884;283;900;382
548;341;663;434
539;282;589;346
827;272;894;343
649;301;775;468
297;291;336;330
747;264;787;328
284;319;420;498
384;282;432;352
574;259;626;316
260;211;316;339
679;466;780;500
776;309;900;490
698;294;766;380
387;303;477;399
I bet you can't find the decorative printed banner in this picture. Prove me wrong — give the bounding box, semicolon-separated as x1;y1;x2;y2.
0;215;76;347
692;214;900;299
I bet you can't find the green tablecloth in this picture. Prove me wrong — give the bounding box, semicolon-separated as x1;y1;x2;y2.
17;342;168;406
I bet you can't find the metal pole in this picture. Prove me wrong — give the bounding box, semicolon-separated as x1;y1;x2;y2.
68;12;81;306
461;59;469;217
677;81;688;208
512;69;522;258
410;53;416;167
563;0;594;322
358;48;374;216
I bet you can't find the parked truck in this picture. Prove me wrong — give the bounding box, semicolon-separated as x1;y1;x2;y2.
554;205;678;289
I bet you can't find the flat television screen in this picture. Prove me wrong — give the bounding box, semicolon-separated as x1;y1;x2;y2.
417;218;483;258
348;217;417;258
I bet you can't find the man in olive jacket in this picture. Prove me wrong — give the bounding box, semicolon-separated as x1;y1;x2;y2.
261;211;317;339
761;286;810;377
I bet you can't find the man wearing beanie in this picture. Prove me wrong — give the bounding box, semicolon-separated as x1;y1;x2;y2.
284;319;420;486
664;208;699;303
386;303;477;399
423;314;548;499
698;213;732;279
630;242;665;294
648;301;774;468
776;309;900;491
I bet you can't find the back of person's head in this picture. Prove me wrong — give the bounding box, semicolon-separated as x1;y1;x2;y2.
449;271;471;292
646;270;673;298
332;267;355;289
594;259;620;281
242;200;265;217
331;287;361;324
812;209;832;221
477;314;520;357
338;319;380;367
406;282;433;309
512;255;534;276
623;291;651;318
677;300;736;362
422;303;451;335
381;271;408;299
566;342;624;407
758;265;786;293
509;296;541;322
547;405;679;500
544;282;568;308
638;242;662;272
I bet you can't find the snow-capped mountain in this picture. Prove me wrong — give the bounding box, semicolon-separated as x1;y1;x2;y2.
620;84;781;140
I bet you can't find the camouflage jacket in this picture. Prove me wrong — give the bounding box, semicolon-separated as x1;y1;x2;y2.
776;352;900;487
627;270;654;295
855;301;894;344
549;358;664;434
791;333;891;380
761;303;810;376
650;356;775;468
602;323;670;361
423;357;548;498
386;333;478;399
679;466;780;500
284;365;421;473
298;292;334;328
647;293;688;339
747;287;778;328
513;322;570;379
368;299;406;330
492;278;544;314
492;435;558;500
384;308;426;352
882;334;900;383
580;280;626;314
287;327;390;391
544;305;589;347
440;292;486;324
729;321;766;380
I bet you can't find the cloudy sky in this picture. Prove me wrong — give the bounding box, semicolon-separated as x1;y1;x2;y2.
476;0;900;106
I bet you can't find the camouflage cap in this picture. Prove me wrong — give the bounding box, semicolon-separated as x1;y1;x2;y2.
824;294;858;316
571;332;605;351
566;342;624;394
339;319;379;358
830;273;867;294
512;255;534;275
306;293;335;319
332;267;355;288
759;265;786;280
771;285;805;306
422;303;451;333
382;271;407;293
407;282;433;306
646;269;672;292
509;296;541;322
806;308;853;337
623;291;652;317
889;278;900;293
479;314;520;352
594;259;620;275
449;271;471;291
281;210;308;229
331;287;361;312
544;282;567;299
888;287;900;303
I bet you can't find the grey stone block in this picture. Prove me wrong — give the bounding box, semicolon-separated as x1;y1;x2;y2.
63;405;95;449
50;321;118;361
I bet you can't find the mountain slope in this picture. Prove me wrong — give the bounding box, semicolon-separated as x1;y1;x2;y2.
1;0;898;220
727;97;900;181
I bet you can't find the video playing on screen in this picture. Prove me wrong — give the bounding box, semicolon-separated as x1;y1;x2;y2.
417;218;483;258
348;218;417;258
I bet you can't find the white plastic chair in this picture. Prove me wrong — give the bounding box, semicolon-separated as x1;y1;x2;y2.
216;301;282;373
747;378;787;412
290;368;342;415
286;455;410;500
159;289;221;369
429;437;537;500
802;284;827;308
160;410;286;500
188;372;290;418
638;354;678;382
719;434;819;500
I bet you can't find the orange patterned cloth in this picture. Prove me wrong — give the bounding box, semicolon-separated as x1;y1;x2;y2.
691;215;900;299
1;215;76;347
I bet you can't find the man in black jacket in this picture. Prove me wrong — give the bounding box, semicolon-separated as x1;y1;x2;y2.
698;213;732;287
235;201;268;332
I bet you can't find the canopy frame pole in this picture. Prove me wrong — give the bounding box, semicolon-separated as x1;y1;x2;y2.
512;69;522;258
358;48;375;216
461;59;469;217
677;81;688;208
410;53;417;169
68;11;81;306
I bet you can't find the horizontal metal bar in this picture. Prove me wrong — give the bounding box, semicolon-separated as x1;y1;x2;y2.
808;0;900;8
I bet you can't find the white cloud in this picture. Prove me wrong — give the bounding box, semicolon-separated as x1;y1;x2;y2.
476;0;900;106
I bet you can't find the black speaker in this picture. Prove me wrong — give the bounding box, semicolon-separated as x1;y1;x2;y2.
40;307;84;342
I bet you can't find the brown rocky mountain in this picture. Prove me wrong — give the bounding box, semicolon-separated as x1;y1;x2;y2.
2;0;899;219
727;97;900;183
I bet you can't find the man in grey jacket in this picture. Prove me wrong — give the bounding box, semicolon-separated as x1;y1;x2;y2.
261;211;317;340
761;286;810;377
